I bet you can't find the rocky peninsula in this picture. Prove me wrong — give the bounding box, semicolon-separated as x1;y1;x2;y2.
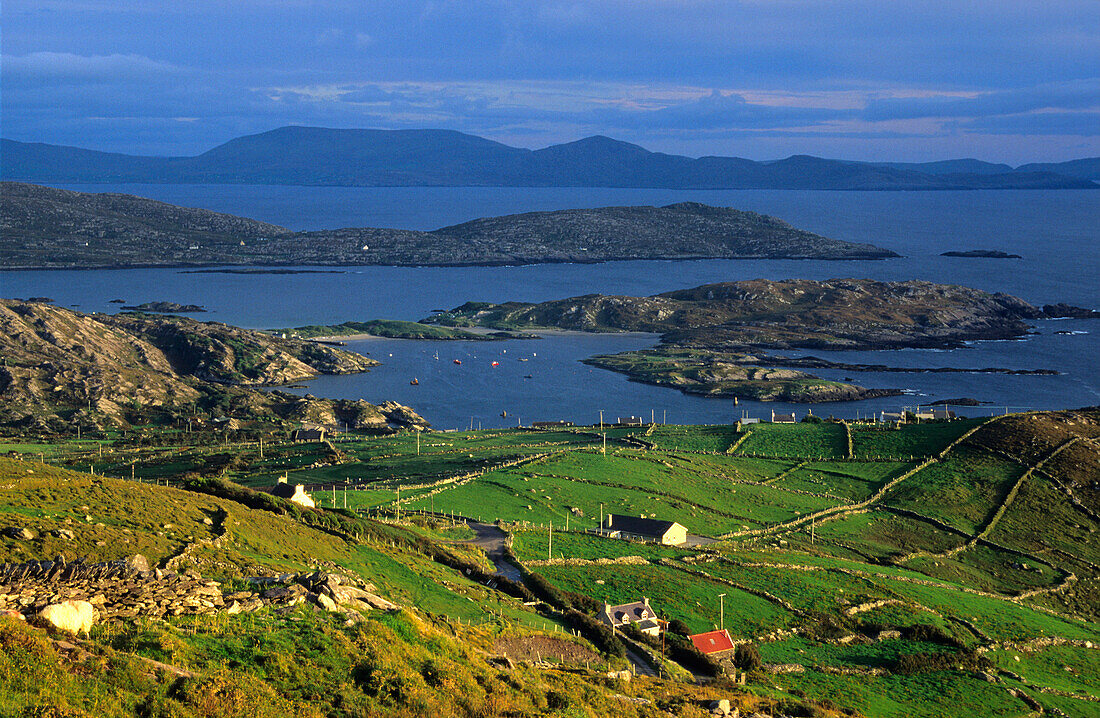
425;278;1087;401
0;299;426;434
1;182;898;269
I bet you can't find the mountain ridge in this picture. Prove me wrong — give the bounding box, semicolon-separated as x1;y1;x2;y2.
3;127;1096;189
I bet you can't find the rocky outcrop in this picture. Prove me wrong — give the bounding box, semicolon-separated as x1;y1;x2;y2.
0;300;411;433
432;278;1055;351
0;555;398;623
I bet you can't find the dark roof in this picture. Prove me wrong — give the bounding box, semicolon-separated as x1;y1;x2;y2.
271;483;297;499
603;600;656;624
604;513;683;538
690;629;736;654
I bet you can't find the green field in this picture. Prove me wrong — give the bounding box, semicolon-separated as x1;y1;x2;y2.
3;414;1098;718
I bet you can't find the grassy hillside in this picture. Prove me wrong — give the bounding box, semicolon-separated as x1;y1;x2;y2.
2;411;1098;717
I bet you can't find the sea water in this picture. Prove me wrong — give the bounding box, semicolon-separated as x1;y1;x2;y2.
2;185;1097;428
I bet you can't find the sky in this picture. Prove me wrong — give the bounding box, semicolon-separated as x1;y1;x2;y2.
2;0;1098;163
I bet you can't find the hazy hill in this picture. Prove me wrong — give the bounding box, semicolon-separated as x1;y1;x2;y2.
1015;157;1100;181
0;182;897;268
3;127;1096;189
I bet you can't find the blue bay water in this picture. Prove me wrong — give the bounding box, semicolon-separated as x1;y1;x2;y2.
2;185;1097;429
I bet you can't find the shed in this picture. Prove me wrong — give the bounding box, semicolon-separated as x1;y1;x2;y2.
293;428;326;441
602;514;688;545
771;411;797;423
690;629;736;655
271;477;315;508
532;420;574;428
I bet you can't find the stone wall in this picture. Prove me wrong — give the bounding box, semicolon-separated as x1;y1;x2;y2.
0;554;397;623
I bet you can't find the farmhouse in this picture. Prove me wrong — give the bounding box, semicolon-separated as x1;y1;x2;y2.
601;514;688;545
271;477;315;508
293;427;326;441
532;420;574;428
770;411;797;423
599;598;663;636
617;416;645;426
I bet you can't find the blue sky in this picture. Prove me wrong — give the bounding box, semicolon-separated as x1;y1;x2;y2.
2;0;1097;162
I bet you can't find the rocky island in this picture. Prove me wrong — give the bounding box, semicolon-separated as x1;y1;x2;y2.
941;250;1022;258
0;299;427;434
280;319;537;341
1;182;897;269
425;278;1087;401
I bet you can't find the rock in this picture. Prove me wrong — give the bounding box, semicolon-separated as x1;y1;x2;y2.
0;609;26;621
314;593;338;612
360;592;398;610
51;529;75;540
38;600;95;635
704;699;732;716
262;584;309;602
2;527;36;540
124;554;150;573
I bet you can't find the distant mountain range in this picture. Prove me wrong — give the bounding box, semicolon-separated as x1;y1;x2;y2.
2;127;1097;190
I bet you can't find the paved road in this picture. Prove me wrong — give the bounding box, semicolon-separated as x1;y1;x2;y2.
465;521;523;581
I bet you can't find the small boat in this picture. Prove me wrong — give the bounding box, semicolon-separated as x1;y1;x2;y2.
453;359;462;365
433;351;439;360
518;358;528;362
523;374;533;379
491;361;500;367
501;410;508;418
410;378;419;385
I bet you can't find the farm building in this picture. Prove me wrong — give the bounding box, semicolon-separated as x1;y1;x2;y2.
881;411;906;423
689;629;736;655
293;427;326;441
601;514;688;545
617;416;645;426
770;411;797;423
532;420;574;428
599;598;663;636
271;477;315;508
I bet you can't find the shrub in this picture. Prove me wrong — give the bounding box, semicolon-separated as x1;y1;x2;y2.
734;643;762;672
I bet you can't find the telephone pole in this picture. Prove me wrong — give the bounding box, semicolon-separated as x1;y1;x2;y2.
548;522;553;561
598;409;604;430
718;592;727;630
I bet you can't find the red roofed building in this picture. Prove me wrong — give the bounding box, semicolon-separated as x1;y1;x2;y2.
689;629;736;655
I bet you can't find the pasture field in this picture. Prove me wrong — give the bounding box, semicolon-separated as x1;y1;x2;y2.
4;413;1098;718
850;417;986;459
734;422;848;459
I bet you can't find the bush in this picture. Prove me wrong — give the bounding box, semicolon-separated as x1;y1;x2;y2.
891;649;988;675
734;643;762;672
562;610;625;658
667;619;691;636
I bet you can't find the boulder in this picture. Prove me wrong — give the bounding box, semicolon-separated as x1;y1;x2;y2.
314;593;338;612
2;527;36;540
51;529;75;540
38;600;95;635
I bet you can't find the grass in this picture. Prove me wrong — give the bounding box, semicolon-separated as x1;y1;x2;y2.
536;563;797;636
734;422;849;459
2;416;1097;718
850;418;988;459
